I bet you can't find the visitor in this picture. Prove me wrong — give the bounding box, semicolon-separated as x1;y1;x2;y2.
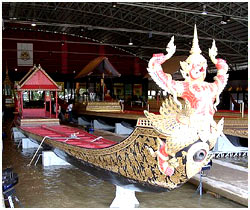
54;103;63;121
67;100;73;122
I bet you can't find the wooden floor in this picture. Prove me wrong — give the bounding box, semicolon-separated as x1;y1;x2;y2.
189;159;248;206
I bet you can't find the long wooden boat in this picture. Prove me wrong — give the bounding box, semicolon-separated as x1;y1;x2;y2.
16;117;212;192
13;61;213;192
14;26;235;193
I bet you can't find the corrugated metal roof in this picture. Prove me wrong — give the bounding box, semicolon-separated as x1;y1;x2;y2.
2;2;248;77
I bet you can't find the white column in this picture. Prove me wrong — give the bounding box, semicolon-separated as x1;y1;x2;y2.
110;185;139;208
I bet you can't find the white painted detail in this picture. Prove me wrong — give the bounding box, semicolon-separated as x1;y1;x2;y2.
42;151;70;166
22;138;39;149
94;119;115;131
115;123;133;135
110;185;139;208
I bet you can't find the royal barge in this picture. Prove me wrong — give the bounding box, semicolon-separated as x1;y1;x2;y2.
14;64;214;193
14;25;230;193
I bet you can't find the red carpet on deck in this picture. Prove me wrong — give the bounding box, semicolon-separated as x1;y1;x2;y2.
20;125;116;149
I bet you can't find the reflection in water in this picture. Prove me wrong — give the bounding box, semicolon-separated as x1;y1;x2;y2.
2;124;245;208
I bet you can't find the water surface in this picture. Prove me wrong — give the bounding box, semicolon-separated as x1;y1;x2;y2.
2;120;245;208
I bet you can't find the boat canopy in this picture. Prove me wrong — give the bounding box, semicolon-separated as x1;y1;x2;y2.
17;65;61;91
75;56;121;79
16;65;61;120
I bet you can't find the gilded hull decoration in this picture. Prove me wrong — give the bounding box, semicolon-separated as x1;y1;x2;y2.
86;101;121;112
74;101;121;113
18;124;194;191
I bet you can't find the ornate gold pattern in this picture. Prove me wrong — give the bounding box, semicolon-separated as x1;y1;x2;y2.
20;126;190;190
215;118;248;138
20;51;30;61
86;101;121;112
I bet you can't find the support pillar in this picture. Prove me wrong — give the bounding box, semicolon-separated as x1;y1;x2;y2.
12;127;26;142
22;138;39;149
42;151;70;166
110;185;139;208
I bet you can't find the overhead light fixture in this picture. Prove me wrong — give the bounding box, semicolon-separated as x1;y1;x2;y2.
31;22;36;27
112;3;117;8
201;5;207;15
226;16;231;22
220;15;230;25
128;38;133;46
15;68;17;71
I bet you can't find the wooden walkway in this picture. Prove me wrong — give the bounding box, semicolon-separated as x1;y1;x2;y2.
189;159;248;206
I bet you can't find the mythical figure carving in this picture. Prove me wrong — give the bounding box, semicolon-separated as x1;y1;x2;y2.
145;25;229;178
